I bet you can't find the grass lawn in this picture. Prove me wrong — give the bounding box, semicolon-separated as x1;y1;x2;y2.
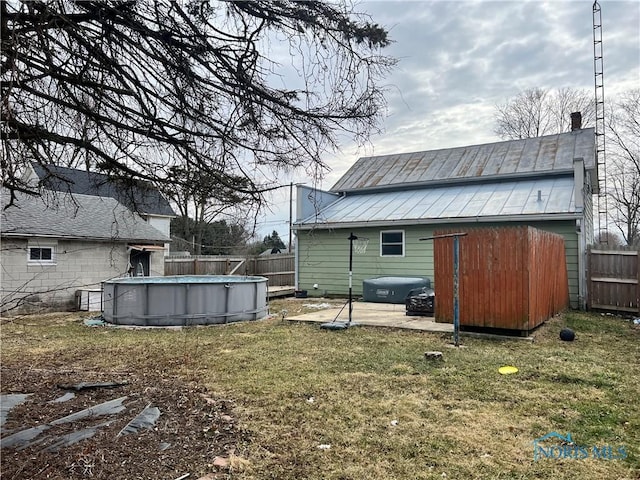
1;302;639;479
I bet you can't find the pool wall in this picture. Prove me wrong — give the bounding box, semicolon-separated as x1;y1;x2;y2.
102;275;268;326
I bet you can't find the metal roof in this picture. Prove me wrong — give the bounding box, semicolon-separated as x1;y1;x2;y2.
297;175;577;229
331;128;595;192
1;189;170;242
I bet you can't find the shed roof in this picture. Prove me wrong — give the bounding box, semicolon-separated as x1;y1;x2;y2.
1;189;170;242
297;175;577;230
30;163;176;217
332;128;595;192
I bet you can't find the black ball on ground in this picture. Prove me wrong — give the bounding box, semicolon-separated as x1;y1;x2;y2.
560;327;575;342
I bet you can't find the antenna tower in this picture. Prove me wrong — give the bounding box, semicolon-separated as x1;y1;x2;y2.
593;0;608;243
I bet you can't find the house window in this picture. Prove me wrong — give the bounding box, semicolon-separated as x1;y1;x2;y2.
28;246;56;264
380;230;404;257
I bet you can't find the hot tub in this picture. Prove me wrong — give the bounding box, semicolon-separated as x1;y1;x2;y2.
102;275;268;326
362;276;431;304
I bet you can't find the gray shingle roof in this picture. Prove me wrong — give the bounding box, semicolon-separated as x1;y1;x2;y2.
1;189;170;242
31;163;176;217
331;128;595;192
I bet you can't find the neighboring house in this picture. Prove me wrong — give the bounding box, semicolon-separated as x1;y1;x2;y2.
27;163;176;254
1;188;170;313
294;127;596;309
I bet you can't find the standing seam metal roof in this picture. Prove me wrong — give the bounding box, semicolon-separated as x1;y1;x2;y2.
331;128;595;192
297;176;577;228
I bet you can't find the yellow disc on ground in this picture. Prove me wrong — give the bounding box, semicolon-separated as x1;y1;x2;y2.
498;365;519;375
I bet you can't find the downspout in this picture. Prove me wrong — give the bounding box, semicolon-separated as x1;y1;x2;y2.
574;157;586;310
578;226;586;310
294;232;299;290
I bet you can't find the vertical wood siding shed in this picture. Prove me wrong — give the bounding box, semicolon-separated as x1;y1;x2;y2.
434;226;569;331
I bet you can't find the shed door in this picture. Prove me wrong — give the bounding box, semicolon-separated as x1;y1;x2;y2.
129;249;150;277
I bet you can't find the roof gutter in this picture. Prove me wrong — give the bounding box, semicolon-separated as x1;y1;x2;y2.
1;232;170;243
294;213;582;231
138;212;177;219
331;169;578;195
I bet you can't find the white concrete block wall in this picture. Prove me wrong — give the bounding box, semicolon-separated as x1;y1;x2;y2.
1;238;130;312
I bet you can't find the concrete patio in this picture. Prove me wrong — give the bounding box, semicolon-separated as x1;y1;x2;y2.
286;301;453;333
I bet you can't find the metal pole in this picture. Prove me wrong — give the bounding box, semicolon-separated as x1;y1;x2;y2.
288;182;293;252
453;235;460;347
348;232;357;325
419;232;467;347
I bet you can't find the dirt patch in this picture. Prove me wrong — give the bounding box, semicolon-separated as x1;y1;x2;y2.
1;365;248;479
269;297;344;318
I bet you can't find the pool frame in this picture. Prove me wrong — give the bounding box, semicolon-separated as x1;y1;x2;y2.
102;275;268;326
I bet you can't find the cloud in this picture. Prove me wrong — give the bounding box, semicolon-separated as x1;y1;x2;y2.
258;0;640;236
342;0;639;156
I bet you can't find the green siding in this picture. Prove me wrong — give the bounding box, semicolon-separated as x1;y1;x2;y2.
298;220;582;308
298;227;433;297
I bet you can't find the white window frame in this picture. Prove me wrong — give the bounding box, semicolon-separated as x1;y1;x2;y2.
380;230;405;257
27;244;57;265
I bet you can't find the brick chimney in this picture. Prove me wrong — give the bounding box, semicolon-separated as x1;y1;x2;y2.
570;111;582;131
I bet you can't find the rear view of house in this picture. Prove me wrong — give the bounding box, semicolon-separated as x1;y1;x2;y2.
294;127;596;309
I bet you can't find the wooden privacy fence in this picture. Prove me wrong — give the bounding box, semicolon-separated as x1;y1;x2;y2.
164;254;295;287
588;246;639;313
434;226;569;332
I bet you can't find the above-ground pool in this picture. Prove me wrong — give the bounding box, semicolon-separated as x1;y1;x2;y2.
102;275;268;326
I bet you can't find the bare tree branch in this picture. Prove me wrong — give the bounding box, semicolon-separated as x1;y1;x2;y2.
494;87;595;140
607;89;640;245
493;86;639;245
1;0;396;212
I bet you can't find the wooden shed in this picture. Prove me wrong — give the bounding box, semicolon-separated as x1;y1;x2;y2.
434;226;569;332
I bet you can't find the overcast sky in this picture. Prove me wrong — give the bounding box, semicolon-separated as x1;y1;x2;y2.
256;0;640;241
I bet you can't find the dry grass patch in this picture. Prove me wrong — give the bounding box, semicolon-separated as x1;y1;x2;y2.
1;309;639;479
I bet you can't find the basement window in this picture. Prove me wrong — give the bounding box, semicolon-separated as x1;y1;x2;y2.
380;230;404;257
28;246;56;265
